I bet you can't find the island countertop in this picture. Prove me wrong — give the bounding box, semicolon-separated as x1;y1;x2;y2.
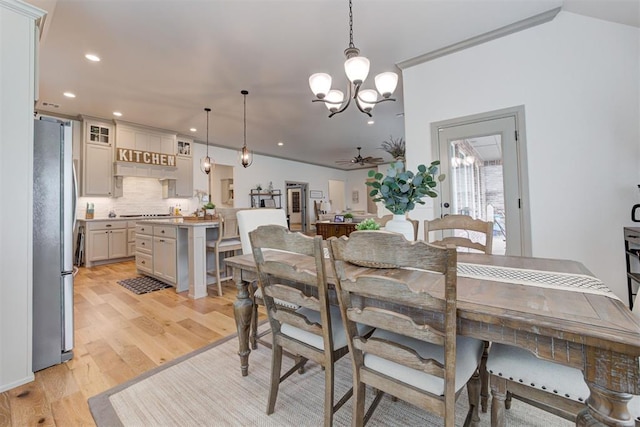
136;218;220;227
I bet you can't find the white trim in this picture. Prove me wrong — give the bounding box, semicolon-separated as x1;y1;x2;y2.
397;7;561;70
0;0;45;20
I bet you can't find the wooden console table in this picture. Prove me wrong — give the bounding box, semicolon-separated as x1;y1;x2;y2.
315;222;357;239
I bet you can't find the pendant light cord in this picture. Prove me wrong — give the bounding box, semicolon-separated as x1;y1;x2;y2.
243;93;247;148
348;0;354;49
205;107;211;156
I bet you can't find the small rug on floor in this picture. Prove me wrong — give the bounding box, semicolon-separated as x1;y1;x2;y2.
117;276;172;295
88;325;573;426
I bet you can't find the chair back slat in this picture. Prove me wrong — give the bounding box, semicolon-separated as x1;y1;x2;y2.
339;273;446;311
331;230;450;273
353;336;445;378
425;214;493;254
347;306;445;345
265;283;320;311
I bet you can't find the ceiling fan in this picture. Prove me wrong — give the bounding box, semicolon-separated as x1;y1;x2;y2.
335;147;384;167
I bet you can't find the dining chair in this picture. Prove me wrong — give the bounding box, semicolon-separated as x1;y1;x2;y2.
425;214;494;412
329;230;485;427
237;208;294;349
424;214;493;254
205;208;243;297
487;292;640;426
250;224;367;426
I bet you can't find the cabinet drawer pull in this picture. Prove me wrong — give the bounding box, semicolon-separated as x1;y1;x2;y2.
159;239;165;243
141;260;146;264
106;224;112;227
161;230;165;234
629;234;638;239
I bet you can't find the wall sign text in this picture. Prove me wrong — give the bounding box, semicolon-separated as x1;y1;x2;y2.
117;148;176;167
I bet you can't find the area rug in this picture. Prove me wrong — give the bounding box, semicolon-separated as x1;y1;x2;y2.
89;326;572;426
117;276;172;295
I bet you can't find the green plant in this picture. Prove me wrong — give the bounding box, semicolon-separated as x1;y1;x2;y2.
343;212;354;219
380;136;406;159
203;202;215;210
355;218;380;231
366;161;445;215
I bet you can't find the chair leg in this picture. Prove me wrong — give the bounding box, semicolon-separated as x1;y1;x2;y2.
480;341;490;413
214;247;223;297
352;372;366;426
490;375;508;427
250;288;258;350
267;342;283;415
323;360;335;427
465;371;481;426
505;391;512;410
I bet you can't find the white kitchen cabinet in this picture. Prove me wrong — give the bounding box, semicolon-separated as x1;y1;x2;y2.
163;156;193;198
83;220;133;266
85;222;128;266
135;223;153;274
153;235;177;284
82;119;114;197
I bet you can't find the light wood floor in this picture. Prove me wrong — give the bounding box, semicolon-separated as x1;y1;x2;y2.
0;261;256;426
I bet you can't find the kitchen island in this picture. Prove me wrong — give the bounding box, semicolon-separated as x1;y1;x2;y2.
135;218;220;299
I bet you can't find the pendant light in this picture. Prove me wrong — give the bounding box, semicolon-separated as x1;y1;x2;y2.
239;90;253;168
309;0;397;118
200;107;213;175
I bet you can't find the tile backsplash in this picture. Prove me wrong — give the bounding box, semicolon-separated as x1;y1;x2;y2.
78;177;198;218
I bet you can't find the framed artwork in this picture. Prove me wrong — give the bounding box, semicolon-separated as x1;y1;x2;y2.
352;190;359;203
310;190;323;199
263;199;276;208
334;214;345;223
178;141;191;156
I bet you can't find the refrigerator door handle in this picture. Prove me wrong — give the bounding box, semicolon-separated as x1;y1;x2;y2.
72;160;78;231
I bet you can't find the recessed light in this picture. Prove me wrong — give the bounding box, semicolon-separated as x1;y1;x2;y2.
277;142;284;146
190;128;197;132
63;92;76;98
367;120;374;125
85;54;101;62
113;111;122;117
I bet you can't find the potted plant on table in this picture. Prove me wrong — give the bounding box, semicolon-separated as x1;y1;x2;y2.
355;218;381;231
203;202;216;217
343;212;354;223
366;160;444;240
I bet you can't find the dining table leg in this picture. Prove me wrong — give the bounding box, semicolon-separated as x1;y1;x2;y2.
232;265;253;376
576;381;635;427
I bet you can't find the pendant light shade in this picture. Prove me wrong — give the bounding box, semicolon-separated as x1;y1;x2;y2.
239;90;253;168
200;107;213;175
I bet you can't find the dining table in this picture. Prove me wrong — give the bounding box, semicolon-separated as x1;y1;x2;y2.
223;251;640;427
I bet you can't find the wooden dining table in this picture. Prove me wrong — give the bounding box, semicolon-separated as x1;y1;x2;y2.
224;251;640;427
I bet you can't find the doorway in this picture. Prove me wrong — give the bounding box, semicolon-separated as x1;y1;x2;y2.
285;181;309;232
328;180;345;213
432;107;531;256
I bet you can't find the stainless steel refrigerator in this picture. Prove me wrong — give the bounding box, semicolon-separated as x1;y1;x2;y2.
33;117;75;371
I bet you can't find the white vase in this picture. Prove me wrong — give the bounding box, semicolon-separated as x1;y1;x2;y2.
384;214;415;241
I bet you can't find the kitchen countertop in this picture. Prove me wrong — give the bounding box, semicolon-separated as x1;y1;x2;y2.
136;218;220;227
78;216;182;222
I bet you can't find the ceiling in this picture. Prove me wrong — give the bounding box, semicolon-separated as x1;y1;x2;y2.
28;0;639;170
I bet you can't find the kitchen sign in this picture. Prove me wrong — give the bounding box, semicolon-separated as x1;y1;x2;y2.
117;148;176;167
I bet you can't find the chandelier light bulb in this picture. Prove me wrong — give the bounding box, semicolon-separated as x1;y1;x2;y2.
325;90;344;112
309;73;332;99
201;156;212;174
374;72;398;98
344;56;370;84
357;89;378;112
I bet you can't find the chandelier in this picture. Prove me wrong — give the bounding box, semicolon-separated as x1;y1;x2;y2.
200;107;213;175
239;90;253;168
309;0;398;118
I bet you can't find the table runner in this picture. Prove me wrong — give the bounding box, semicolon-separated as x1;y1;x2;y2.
457;262;619;299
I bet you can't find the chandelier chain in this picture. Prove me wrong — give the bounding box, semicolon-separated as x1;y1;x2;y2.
348;0;354;49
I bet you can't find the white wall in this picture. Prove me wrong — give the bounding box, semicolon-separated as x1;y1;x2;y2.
0;0;44;392
403;11;639;300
